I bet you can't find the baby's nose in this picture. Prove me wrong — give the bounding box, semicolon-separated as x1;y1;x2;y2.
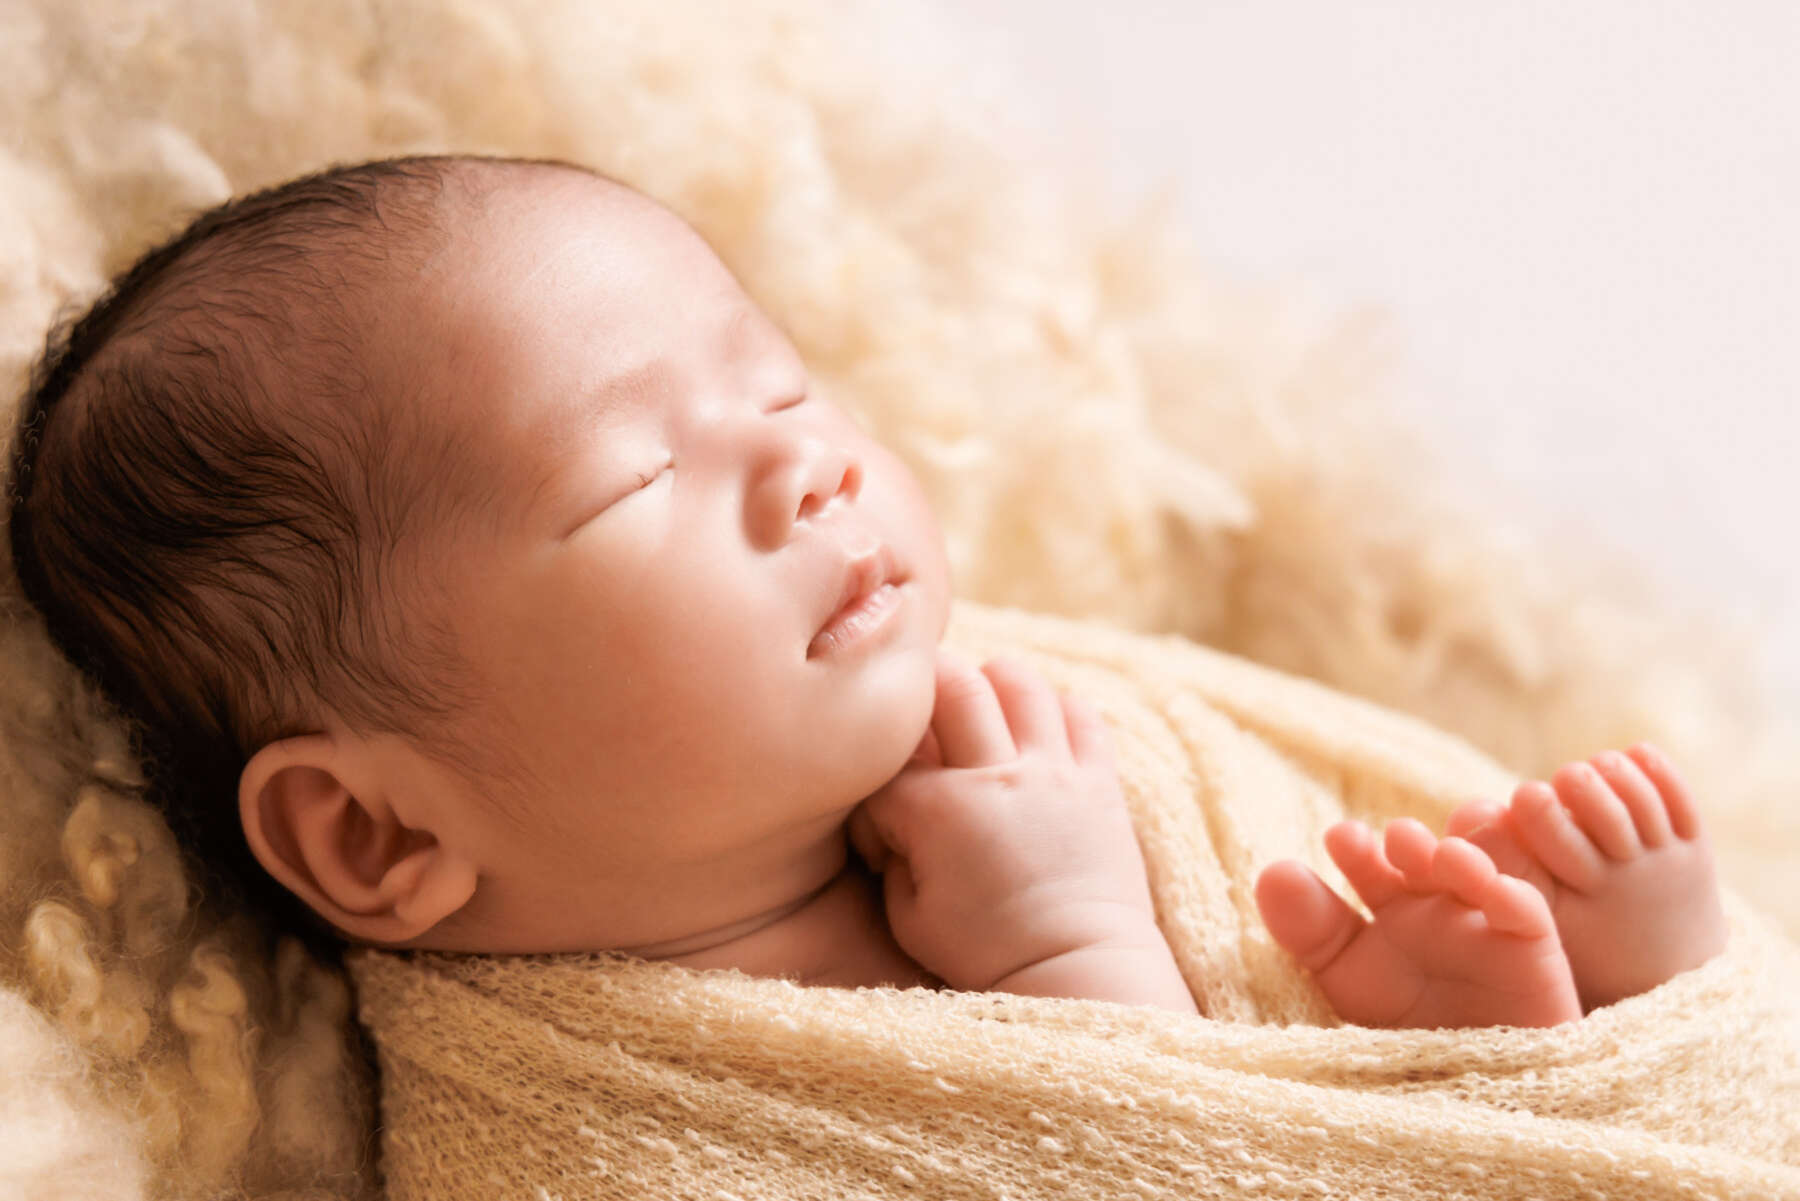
796;448;861;522
750;436;862;548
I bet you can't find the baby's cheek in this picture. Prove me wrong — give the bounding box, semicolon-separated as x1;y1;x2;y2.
870;455;950;592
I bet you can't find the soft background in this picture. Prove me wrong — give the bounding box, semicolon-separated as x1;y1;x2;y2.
945;0;1800;707
1;1;1795;1198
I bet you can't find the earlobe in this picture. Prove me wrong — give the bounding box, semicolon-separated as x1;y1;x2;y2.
385;845;481;937
238;735;478;944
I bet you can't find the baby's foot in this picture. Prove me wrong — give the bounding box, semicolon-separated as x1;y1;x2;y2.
1255;819;1580;1028
1443;743;1727;1011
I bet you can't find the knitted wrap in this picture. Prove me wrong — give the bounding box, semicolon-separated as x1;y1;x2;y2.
348;599;1800;1199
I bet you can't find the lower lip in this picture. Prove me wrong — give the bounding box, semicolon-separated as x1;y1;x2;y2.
808;581;905;660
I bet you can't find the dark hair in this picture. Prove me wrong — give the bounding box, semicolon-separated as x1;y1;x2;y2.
5;154;553;954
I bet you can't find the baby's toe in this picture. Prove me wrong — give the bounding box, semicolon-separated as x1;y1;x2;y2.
1382;818;1439;891
1324;821;1406;911
1445;798;1506;840
1589;750;1672;847
1553;762;1640;860
1626;742;1704;841
1429;836;1550;936
1255;861;1364;973
1507;781;1608;894
1479;873;1558;939
1428;835;1500;907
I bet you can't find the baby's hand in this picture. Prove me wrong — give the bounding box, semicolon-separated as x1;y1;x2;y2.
847;652;1160;994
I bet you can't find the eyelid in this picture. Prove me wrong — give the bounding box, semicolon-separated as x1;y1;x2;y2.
627;459;672;494
560;460;668;539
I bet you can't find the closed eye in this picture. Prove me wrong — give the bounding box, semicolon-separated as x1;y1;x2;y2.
559;462;669;540
623;460;673;499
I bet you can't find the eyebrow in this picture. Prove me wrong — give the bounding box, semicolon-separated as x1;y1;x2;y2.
588;355;669;422
585;294;757;417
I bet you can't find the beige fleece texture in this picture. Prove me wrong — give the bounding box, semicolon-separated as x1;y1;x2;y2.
347;599;1800;1200
2;1;1798;1199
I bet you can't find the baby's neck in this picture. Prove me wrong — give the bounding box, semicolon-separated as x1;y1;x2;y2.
634;843;934;990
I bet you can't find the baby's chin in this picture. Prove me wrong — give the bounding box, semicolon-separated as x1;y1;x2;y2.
839;637;941;800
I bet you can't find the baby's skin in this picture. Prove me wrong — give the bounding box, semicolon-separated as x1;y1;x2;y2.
859;654;1729;1025
1253;744;1729;1024
229;160;1727;1028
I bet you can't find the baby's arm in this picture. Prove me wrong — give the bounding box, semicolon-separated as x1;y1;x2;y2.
850;653;1197;1017
991;936;1197;1014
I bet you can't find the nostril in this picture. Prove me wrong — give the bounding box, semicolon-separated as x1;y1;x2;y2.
799;458;859;522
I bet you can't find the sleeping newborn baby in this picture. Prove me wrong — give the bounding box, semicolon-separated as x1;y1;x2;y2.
6;154;1728;1028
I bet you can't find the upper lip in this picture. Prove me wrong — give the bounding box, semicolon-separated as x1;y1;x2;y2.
815;542;901;638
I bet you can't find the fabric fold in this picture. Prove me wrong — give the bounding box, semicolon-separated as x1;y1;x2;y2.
348;599;1800;1199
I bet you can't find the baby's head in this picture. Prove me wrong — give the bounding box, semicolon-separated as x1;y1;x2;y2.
7;155;951;955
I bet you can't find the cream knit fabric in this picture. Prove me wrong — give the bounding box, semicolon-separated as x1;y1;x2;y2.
347;599;1800;1199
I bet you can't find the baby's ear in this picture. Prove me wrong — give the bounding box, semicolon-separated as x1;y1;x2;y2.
238;735;477;944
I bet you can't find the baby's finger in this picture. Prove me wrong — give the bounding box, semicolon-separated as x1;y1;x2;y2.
849;773;933;866
881;854;918;915
931;651;1016;767
846;803;890;872
910;726;943;767
1061;692;1116;766
982;658;1071;758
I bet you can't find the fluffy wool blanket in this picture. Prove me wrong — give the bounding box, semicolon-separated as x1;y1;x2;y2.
7;3;1800;1199
348;600;1800;1200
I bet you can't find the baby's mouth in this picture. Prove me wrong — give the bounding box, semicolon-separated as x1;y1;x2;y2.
809;544;904;659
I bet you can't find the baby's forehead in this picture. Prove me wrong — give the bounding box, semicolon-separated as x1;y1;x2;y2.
378;169;809;519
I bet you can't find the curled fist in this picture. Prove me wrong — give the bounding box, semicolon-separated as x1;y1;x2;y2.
847;651;1159;993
